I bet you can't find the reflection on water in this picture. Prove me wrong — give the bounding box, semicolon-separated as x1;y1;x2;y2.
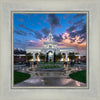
64;64;66;68
79;66;80;69
75;81;81;86
33;64;37;68
75;67;79;71
23;77;86;87
22;68;25;72
24;78;44;84
15;63;86;87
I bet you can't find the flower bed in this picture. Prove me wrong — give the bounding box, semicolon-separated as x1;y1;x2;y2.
38;62;63;64
39;65;62;69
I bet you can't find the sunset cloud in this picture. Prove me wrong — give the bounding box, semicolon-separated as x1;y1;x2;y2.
14;13;87;55
27;32;86;54
46;14;61;29
57;32;86;54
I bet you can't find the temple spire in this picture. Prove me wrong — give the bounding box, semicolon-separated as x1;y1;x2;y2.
49;25;53;41
50;24;51;33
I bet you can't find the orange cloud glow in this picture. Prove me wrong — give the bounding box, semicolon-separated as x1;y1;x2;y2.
29;32;86;55
58;32;86;55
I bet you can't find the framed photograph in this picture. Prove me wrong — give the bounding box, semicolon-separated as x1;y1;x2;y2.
0;0;100;100
12;11;88;89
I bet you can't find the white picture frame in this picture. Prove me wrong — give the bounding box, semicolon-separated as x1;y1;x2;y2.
0;0;100;100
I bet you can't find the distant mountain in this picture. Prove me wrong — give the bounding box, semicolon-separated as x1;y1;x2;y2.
14;48;26;54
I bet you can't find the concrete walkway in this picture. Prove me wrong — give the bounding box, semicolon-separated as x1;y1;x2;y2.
14;77;86;87
14;64;86;87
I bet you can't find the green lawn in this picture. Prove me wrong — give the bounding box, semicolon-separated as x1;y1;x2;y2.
69;70;86;83
14;71;31;84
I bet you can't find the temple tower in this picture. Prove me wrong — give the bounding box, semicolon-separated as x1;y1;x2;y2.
49;32;53;42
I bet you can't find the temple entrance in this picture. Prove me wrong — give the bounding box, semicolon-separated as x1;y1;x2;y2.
47;51;54;62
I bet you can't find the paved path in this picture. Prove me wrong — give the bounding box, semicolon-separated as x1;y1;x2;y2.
14;77;86;87
14;64;86;87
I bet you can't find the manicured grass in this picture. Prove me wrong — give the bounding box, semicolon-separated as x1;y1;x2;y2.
39;65;62;69
14;71;31;84
69;70;86;83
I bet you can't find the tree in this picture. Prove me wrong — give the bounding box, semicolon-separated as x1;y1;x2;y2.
54;52;56;62
68;52;75;61
39;53;45;61
56;53;62;61
46;53;48;62
26;53;33;61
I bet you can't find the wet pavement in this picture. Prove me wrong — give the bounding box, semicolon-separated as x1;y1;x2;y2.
14;76;86;87
14;64;86;87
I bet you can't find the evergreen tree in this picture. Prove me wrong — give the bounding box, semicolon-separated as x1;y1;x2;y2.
26;53;33;61
56;53;62;61
46;53;48;62
54;52;56;62
39;53;45;61
68;52;75;61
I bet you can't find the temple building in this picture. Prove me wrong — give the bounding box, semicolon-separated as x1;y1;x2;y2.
26;32;74;62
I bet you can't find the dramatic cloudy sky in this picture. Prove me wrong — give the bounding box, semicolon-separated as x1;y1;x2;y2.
14;13;87;55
